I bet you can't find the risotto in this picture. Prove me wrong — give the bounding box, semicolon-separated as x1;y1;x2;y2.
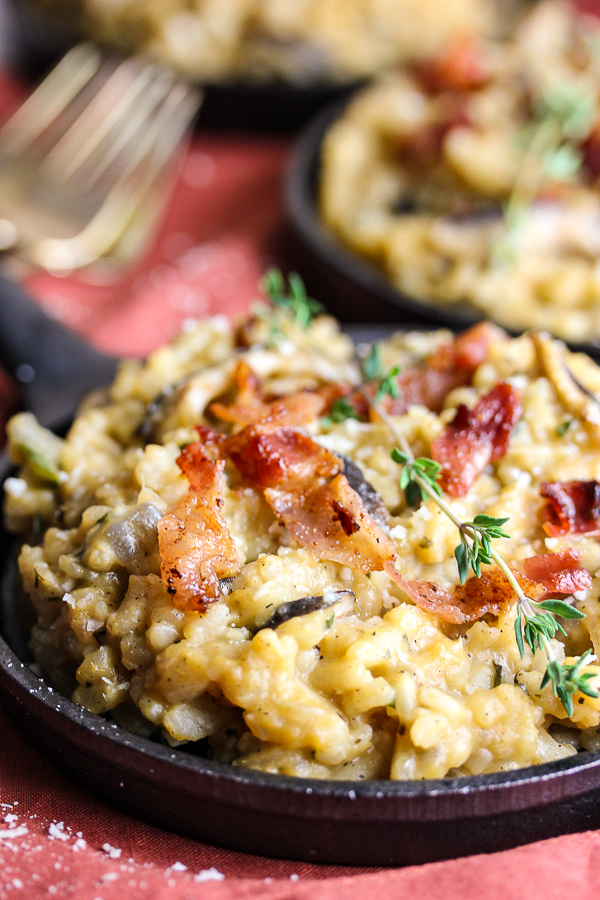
319;0;600;344
5;289;600;781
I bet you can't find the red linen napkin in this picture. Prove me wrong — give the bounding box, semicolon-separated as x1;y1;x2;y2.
2;56;600;900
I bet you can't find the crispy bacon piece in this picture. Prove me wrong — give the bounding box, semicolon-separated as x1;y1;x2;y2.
415;36;489;93
211;391;325;428
158;443;240;612
540;480;600;537
385;322;505;415
520;548;592;598
405;567;529;623
225;427;340;491
210;360;326;428
431;382;522;497
266;473;397;574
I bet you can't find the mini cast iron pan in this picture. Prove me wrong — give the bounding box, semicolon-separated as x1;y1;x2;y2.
285;100;600;355
3;275;600;865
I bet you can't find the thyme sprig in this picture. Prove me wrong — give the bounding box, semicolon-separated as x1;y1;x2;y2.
494;82;597;265
262;268;323;329
323;397;361;425
376;389;596;716
454;515;511;581
362;342;401;403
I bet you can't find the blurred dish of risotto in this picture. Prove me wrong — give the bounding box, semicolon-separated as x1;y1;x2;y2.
319;0;600;343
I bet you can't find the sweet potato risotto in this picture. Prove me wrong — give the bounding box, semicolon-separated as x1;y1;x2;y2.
319;0;600;343
6;300;600;781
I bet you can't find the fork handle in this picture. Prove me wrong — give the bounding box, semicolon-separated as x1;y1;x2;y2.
0;269;119;426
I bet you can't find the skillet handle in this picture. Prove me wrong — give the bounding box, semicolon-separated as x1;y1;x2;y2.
0;271;119;426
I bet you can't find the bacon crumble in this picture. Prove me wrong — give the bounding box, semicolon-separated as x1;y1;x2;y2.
540;480;600;537
157;443;240;612
431;382;523;497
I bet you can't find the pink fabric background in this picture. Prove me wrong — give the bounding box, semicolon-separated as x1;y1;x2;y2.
1;44;600;898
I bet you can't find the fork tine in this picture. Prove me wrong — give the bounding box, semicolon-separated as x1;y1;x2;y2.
0;44;102;156
31;83;201;270
65;70;179;187
43;59;172;181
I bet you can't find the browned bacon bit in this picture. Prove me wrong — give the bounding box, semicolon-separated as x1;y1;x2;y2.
211;391;325;428
435;322;505;371
431;382;523;497
194;424;225;454
266;473;398;575
158;444;239;613
225;427;340;491
520;548;592;599
390;552;590;625
389;565;558;625
210;360;326;428
540;480;600;537
415;36;489;93
385;322;506;415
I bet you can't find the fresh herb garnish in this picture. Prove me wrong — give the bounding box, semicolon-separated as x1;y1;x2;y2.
262;268;323;329
494;82;597;265
454;515;511;581
541;650;598;717
324;397;361;425
362;342;401;403
391;449;442;506
385;410;597;717
363;343;382;380
375;366;401;404
556;418;573;437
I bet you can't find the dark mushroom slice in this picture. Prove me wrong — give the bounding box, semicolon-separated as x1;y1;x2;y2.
340;455;388;527
138;380;187;443
219;576;237;596
257;589;355;632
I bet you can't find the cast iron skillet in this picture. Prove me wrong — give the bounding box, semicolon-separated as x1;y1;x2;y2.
3;274;600;866
285;99;600;353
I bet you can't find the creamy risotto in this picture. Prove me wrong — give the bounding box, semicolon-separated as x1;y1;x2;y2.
6;294;600;781
319;0;600;343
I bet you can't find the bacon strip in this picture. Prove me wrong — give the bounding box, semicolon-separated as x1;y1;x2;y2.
431;382;522;497
385;322;506;415
210;360;326;428
415;36;489;93
158;443;240;612
520;548;592;599
540;480;600;537
225;427;340;490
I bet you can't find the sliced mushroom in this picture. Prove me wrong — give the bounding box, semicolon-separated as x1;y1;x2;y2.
340;455;388;528
533;333;600;430
257;589;355;632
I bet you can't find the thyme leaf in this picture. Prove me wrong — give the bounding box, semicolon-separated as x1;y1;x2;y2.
494;82;597;266
363;343;401;403
323;397;361;425
540;650;598;717
262;268;324;329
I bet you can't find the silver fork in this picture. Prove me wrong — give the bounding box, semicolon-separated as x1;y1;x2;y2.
0;43;202;271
